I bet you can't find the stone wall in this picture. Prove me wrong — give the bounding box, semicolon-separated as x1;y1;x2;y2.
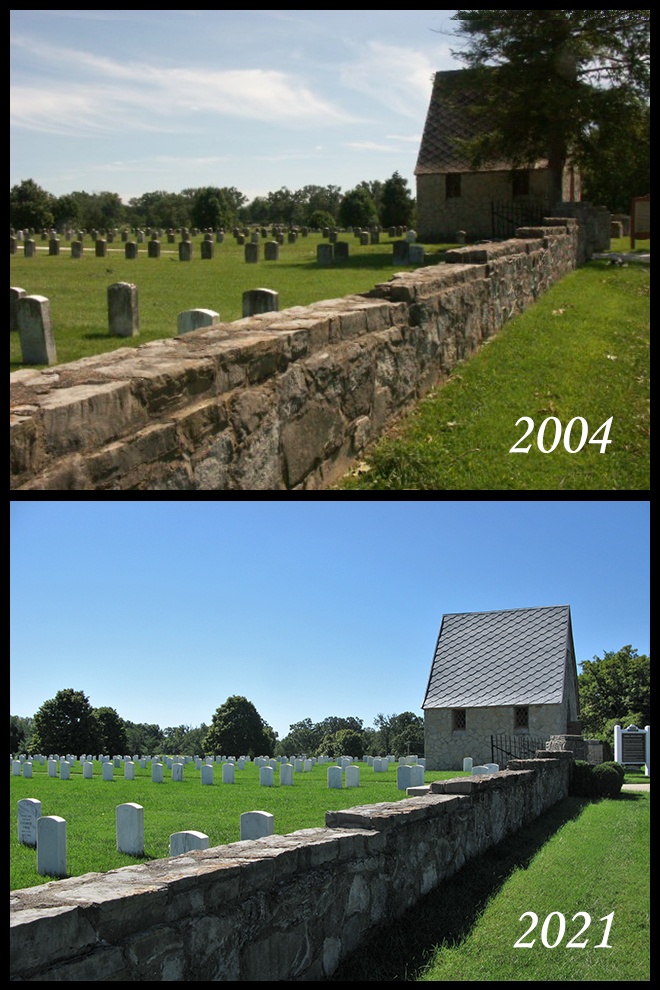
11;219;589;491
10;756;571;982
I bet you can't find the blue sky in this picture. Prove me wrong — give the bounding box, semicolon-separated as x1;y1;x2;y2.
10;9;460;205
10;501;649;741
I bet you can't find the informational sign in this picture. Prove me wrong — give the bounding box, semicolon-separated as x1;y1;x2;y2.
613;724;650;773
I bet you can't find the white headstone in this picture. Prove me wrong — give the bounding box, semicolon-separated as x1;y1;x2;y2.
327;766;343;789
396;765;413;790
222;762;235;784
169;830;210;856
102;763;114;781
240;811;274;841
116;803;144;855
60;762;71;780
463;757;473;772
471;766;490;775
172;763;184;782
37;815;66;877
410;764;425;786
152;763;164;783
280;763;294;786
124;761;135;780
83;761;93;778
18;798;41;846
201;764;214;785
260;766;274;787
345;766;360;788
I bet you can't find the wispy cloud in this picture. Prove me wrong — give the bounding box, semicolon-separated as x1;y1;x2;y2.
10;37;358;136
339;41;436;120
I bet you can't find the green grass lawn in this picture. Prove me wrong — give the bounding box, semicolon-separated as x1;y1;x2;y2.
9;232;456;370
9;760;466;891
336;258;650;491
329;792;649;982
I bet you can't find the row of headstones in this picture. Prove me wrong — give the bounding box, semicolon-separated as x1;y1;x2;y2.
12;224;409;242
10;284;281;365
11;237;293;262
463;757;500;774
11;233;425;267
17;797;277;878
12;757;415;788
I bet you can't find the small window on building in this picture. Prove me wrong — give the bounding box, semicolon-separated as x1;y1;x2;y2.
512;170;530;197
452;709;467;731
514;706;529;732
446;173;462;198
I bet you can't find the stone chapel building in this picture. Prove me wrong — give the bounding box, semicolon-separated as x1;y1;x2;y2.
422;604;581;771
415;70;582;242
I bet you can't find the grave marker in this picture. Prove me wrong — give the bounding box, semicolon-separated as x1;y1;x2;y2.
240;811;274;840
16;295;57;365
17;798;41;846
37;816;67;877
116;803;144;855
169;831;210;856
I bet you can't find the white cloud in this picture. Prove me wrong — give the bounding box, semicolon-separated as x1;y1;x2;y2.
10;37;358;136
339;41;436;120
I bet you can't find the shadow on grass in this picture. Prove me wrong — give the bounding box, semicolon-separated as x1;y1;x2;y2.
324;795;593;982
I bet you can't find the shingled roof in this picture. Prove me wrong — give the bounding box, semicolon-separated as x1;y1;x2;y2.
415;69;547;175
422;605;574;709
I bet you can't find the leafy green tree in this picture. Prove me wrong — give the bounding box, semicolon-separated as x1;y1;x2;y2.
307;209;337;230
93;706;128;756
338;186;379;228
580;96;650;212
190;186;246;230
380;172;415;228
333;728;364;759
10;715;33;755
389;712;425;758
449;10;650;201
32;689;100;755
578;645;650;738
10;178;55;230
124;721;164;755
204;696;271;757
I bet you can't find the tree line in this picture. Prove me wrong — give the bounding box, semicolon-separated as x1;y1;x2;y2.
10;646;649;762
10;690;424;761
9;172;416;235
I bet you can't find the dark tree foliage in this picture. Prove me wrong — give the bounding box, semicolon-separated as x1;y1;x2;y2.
578;645;650;737
449;10;650;201
10;178;56;230
93;706;128;756
380;172;415;228
338;186;379;228
31;689;100;755
204;696;271;758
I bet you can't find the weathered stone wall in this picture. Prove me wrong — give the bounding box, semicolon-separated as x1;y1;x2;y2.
424;704;569;770
11;220;587;491
10;756;571;982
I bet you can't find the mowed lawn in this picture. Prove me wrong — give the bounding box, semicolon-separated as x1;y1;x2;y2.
9;232;455;370
10;759;461;891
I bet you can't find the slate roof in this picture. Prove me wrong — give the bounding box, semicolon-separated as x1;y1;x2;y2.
415;69;547;175
422;605;573;709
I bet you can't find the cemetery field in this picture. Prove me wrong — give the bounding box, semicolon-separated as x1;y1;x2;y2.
10;760;466;892
330;792;650;983
9;232;455;371
337;257;650;491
